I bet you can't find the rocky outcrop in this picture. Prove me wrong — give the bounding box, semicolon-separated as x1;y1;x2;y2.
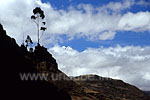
1;23;149;100
0;23;71;100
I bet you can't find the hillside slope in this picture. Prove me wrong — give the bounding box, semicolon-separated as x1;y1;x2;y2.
0;23;149;100
0;23;71;100
71;75;150;100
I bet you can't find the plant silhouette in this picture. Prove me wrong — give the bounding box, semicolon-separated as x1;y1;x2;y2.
25;35;33;47
31;7;47;45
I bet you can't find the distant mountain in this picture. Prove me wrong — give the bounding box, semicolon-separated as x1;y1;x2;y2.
0;23;149;100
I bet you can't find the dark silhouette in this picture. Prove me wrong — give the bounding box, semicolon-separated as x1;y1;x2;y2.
1;7;149;100
0;23;149;100
25;35;33;47
0;23;71;100
31;7;47;45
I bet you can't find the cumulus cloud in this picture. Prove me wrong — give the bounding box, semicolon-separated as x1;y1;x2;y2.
100;0;134;12
118;11;150;31
0;0;37;44
0;0;150;90
0;0;149;45
49;45;150;90
99;31;116;40
137;0;150;6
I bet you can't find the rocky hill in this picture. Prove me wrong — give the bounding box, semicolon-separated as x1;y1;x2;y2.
0;23;149;100
0;23;71;100
71;75;150;100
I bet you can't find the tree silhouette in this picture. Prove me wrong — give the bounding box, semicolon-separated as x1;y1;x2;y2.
31;7;47;45
25;35;33;48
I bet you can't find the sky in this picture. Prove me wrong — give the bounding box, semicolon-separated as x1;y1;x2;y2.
0;0;150;90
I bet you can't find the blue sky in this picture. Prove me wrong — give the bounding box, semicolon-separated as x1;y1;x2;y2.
0;0;150;90
41;0;149;10
58;31;150;51
41;0;150;52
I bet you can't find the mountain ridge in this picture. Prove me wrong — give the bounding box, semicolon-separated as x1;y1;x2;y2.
71;74;150;100
0;23;72;100
0;23;149;100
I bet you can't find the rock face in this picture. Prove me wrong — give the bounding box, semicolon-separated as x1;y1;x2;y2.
0;24;71;100
0;23;149;100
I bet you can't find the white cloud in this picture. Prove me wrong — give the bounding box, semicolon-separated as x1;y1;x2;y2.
0;0;150;91
0;0;149;45
118;11;150;31
137;0;150;6
49;45;150;90
0;0;37;44
100;0;134;12
99;31;116;40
